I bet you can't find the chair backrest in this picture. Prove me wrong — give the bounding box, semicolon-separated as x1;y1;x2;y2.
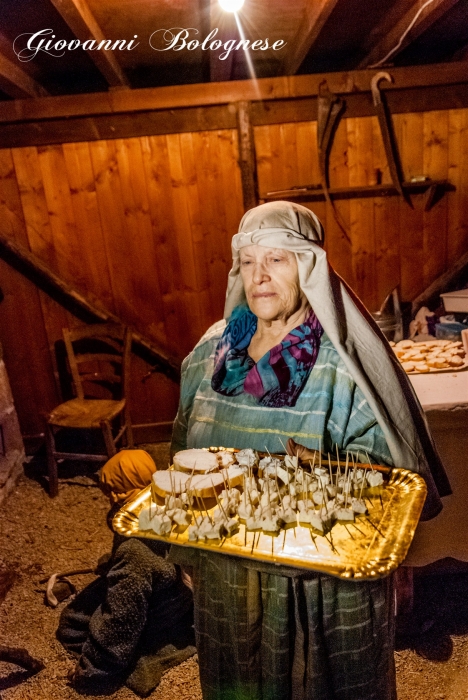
62;323;131;401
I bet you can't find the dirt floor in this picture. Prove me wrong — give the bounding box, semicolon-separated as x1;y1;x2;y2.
1;444;468;700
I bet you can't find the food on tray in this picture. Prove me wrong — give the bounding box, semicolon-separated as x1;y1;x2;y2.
152;464;244;499
144;447;391;548
173;448;219;473
152;470;190;498
391;338;466;373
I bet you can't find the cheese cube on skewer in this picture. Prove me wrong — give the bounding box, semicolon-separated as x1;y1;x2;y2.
282;494;297;510
205;522;224;540
165;495;183;510
351;498;368;514
217;450;236;467
276;507;297;525
188;525;199;541
262;515;282;533
172;509;192;527
260;490;279;508
297;498;314;511
238;504;252;520
284;455;298;470
246;515;262;531
138;505;163;531
152;514;172;536
223;518;240;537
249;489;260;506
367;471;384;487
197;517;213;540
334;507;355;522
313;491;327;506
237;448;257;468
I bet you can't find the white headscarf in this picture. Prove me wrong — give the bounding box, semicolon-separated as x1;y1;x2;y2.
224;201;450;520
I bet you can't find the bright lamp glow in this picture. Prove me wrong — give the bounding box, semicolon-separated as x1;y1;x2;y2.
219;0;245;12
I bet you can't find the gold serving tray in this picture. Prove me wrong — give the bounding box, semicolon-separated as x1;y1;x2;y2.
113;466;427;580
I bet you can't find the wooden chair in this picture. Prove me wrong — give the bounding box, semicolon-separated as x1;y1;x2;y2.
45;323;133;497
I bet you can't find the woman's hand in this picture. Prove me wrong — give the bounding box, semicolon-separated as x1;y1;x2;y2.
286;438;320;463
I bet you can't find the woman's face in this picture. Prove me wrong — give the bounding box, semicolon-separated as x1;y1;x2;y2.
239;245;305;322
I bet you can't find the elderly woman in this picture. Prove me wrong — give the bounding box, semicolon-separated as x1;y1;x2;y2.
170;201;450;700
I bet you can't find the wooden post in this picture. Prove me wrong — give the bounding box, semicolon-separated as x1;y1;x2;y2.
236;101;259;211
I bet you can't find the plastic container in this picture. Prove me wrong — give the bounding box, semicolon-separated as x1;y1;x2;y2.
435;322;468;341
441;289;468;313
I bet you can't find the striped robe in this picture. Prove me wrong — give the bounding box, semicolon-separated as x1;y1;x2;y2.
170;320;397;700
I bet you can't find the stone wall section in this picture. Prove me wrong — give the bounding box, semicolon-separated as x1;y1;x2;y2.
0;345;25;506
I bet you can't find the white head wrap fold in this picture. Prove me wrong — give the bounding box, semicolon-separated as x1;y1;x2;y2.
224;201;450;520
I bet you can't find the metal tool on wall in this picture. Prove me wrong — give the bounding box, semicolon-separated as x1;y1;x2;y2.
317;81;350;242
371;72;413;208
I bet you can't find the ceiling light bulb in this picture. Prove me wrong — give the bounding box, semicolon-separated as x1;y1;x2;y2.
219;0;245;12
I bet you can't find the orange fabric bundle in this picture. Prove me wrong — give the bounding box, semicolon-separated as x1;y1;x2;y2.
100;449;156;506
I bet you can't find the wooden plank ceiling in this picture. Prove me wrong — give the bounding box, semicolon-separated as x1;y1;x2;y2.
0;0;467;99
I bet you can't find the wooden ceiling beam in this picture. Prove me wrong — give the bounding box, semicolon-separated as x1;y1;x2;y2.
0;61;466;124
282;0;341;75
49;0;129;87
0;52;49;98
358;0;462;69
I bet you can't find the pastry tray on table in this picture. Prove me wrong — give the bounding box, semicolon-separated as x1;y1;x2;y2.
407;360;468;375
113;459;427;581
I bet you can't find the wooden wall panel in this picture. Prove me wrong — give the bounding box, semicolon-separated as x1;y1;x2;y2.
0;128;244;437
347;117;377;309
0;107;467;441
256;110;467;312
139;134;190;358
371;116;400;309
447;110;468;263
324;119;352;286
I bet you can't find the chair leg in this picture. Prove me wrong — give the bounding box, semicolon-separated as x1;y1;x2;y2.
101;420;117;458
125;410;134;448
45;423;59;498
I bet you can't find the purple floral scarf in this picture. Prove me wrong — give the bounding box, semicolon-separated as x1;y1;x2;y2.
211;305;323;408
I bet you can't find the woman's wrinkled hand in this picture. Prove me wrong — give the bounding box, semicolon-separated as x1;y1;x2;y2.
286;438;320;463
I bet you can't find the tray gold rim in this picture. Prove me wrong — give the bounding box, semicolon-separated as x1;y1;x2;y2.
113;466;427;580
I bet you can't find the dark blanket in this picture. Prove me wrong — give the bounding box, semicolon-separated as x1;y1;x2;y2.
57;535;195;696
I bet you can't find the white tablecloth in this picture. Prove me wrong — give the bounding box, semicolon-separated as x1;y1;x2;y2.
404;369;468;566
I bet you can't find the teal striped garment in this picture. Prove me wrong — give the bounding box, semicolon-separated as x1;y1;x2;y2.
172;320;393;466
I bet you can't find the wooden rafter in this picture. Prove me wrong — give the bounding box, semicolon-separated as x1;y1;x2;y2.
358;0;462;69
49;0;129;87
452;41;468;61
0;230;179;380
0;51;49;98
282;0;341;75
411;249;468;314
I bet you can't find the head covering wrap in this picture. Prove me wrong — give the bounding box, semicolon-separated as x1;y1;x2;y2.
100;449;156;507
225;200;450;520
